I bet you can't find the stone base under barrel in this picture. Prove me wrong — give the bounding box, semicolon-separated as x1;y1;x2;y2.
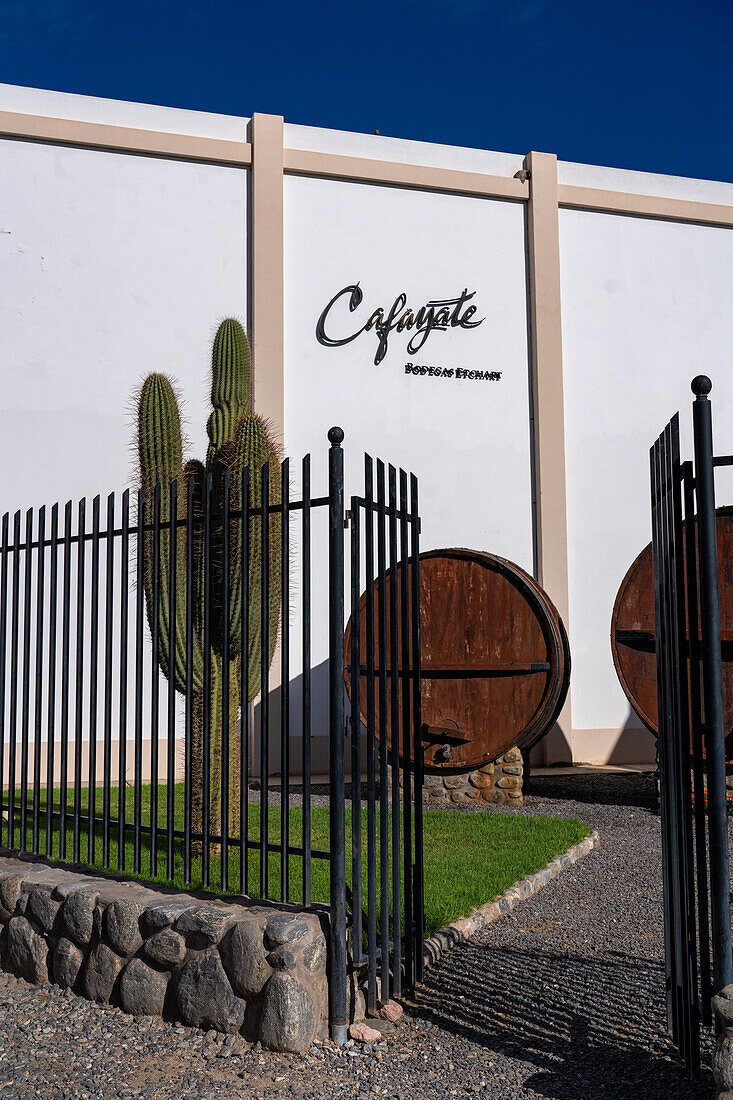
404;747;524;807
0;853;328;1053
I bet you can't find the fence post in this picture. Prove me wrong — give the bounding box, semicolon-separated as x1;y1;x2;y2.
691;375;733;1000
328;426;348;1045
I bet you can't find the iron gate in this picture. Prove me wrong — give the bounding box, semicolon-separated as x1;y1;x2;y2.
0;427;425;1044
650;375;733;1075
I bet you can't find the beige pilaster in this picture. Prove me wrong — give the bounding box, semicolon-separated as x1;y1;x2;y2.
248;113;285;435
525;151;573;764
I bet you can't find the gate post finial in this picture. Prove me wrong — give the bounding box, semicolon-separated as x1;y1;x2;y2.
692;375;712;397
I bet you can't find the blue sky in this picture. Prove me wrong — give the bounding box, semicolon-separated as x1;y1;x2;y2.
1;0;731;181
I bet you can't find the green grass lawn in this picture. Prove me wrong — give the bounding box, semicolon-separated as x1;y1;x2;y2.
2;785;589;938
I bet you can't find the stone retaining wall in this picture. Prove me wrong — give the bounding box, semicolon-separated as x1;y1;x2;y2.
0;854;328;1053
420;747;524;807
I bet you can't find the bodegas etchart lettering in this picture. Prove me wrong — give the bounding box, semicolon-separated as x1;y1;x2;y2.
316;283;485;366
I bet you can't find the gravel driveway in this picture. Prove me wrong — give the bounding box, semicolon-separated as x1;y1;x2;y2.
0;772;717;1098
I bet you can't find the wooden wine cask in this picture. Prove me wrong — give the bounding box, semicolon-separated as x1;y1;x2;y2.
611;507;733;761
345;548;570;773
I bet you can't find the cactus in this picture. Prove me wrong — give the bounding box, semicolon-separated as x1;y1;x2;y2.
136;319;282;839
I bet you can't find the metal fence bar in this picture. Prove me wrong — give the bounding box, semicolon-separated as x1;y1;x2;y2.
150;484;161;878
117;490;130;872
666;419;698;1071
133;488;145;874
259;461;270;900
651;434;675;1038
20;508;33;851
662;425;686;1049
280;459;290;903
6;514;20;849
102;493;115;868
45;504;58;859
327;426;347;1045
682;463;712;1027
166;480;178;881
73;498;86;864
202;472;213;888
410;471;424;982
376;459;390;1004
399;469;413;989
240;467;250;897
184;475;194;884
674;459;700;1075
388;464;402;997
0;515;7;848
364;456;378;1014
59;503;72;860
7;512;20;850
88;495;101;865
349;495;362;965
660;424;683;1049
302;455;312;908
32;505;46;854
221;469;231;893
691;376;733;1000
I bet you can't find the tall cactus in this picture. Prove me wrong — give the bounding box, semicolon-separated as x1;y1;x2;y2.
137;319;282;840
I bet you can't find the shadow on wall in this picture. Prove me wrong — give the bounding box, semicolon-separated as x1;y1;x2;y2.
251;658;328;780
252;671;657;779
530;708;656;768
251;657;410;781
605;711;656;766
252;658;362;779
416;942;711;1098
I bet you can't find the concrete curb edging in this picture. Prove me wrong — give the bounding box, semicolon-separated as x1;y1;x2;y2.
422;829;601;969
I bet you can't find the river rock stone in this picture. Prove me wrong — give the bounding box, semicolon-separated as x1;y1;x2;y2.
6;916;49;983
303;934;327;973
260;974;315;1053
63;890;98;946
53;937;84;989
84;942;124;1003
263;914;309;950
222;920;272;997
119;957;169;1017
267;947;295;971
53;879;90;900
176;949;245;1034
144;928;187;969
144;900;196;931
175;905;233;945
26;885;61;932
0;873;24;916
105;899;145;956
714;987;733;1026
713;987;733;1092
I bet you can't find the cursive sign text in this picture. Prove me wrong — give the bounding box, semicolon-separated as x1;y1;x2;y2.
316;284;484;365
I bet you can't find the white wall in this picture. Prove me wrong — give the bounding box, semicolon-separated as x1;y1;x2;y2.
283;174;534;731
0;137;248;513
559;208;733;759
4;82;733;766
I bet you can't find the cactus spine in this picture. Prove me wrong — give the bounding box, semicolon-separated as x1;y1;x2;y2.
137;319;281;839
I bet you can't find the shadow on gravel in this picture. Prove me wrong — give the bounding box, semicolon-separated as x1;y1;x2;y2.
525;771;659;811
416;941;714;1099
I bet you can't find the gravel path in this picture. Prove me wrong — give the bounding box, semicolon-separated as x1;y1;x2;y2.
0;772;717;1098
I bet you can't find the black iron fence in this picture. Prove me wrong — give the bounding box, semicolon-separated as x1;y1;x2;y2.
0;428;424;1042
650;376;733;1076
